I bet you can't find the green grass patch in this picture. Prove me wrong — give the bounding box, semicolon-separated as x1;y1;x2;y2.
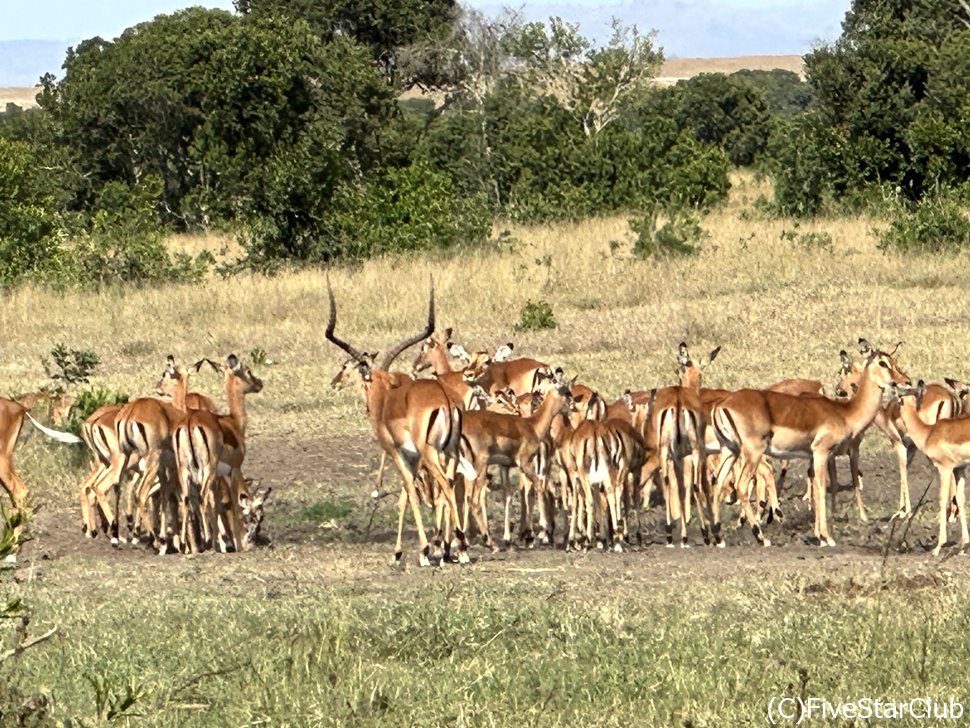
4;569;970;726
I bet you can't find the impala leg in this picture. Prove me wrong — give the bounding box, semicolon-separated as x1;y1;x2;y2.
734;449;770;546
934;466;954;557
393;486;408;561
711;450;737;547
813;450;836;547
826;457;839;519
848;442;867;523
893;439;912;519
956;468;970;550
501;468;514;549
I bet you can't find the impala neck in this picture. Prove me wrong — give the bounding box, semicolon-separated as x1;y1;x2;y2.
529;391;566;441
226;376;250;434
844;364;886;436
172;373;189;412
897;397;931;452
427;345;454;375
363;370;395;435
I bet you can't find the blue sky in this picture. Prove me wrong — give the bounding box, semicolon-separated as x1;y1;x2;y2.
3;1;849;52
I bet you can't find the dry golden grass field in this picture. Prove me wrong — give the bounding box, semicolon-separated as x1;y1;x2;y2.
5;171;970;725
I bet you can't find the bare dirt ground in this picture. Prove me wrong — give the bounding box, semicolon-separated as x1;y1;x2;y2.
17;433;968;599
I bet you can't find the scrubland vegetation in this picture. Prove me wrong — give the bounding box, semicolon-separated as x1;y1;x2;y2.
4;0;970;724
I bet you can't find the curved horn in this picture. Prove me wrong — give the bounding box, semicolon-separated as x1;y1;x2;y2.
326;277;368;363
888;340;903;356
380;276;436;370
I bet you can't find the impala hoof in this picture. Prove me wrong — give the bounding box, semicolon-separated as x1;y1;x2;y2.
613;542;623;553
680;542;690;549
418;553;432;568
665;543;675;549
762;539;771;547
932;546;943;557
716;541;726;549
458;550;470;565
110;537;119;547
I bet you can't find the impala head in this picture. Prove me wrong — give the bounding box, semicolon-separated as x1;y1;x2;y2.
155;354;189;397
860;340;910;390
676;342;721;390
412;328;454;374
327;277;435;388
889;380;925;408
490;387;520;414
834;350;862;398
226;354;263;395
461;352;492;384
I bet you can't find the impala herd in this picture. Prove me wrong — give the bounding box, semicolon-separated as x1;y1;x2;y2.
3;280;970;564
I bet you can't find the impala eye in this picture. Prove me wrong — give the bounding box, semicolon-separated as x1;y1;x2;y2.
879;361;888;368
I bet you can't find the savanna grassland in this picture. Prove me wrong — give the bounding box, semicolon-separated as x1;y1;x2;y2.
5;173;970;726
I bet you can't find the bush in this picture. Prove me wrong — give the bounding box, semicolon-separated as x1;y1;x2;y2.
631;207;706;258
780;227;833;251
63;387;130;437
72;177;210;286
878;197;970;254
514;300;557;332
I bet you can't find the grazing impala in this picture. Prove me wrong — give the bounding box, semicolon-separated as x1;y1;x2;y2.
0;396;81;551
712;342;909;547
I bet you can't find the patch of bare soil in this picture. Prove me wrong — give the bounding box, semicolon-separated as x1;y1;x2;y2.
16;431;970;601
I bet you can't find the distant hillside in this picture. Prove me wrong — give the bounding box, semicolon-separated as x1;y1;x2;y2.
656;55;804;85
0;39;72;87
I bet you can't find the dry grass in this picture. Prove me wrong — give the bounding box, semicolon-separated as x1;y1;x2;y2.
3;171;966;451
657;54;805;84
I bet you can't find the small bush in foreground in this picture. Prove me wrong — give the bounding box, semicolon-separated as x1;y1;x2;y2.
63;388;130;437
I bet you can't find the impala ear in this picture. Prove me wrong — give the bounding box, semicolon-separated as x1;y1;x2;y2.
839;350;852;373
706;346;721;365
226;354;240;370
444;327;453;341
858;338;873;356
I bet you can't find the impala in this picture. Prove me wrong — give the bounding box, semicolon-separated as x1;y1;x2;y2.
327;278;471;566
839;342;960;519
173;355;263;553
712;343;909;547
890;380;970;555
0;397;81;549
459;370;573;549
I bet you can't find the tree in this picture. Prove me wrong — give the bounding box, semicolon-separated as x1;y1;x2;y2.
235;0;459;87
773;0;970;213
667;73;772;166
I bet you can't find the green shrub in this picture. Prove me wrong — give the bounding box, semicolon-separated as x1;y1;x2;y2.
631;207;706;258
42;344;100;388
780;227;833;251
878;197;970;254
72;177;210;286
514;300;557;332
63;387;130;437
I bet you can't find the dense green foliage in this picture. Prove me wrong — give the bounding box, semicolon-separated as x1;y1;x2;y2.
773;0;970;214
25;0;960;286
